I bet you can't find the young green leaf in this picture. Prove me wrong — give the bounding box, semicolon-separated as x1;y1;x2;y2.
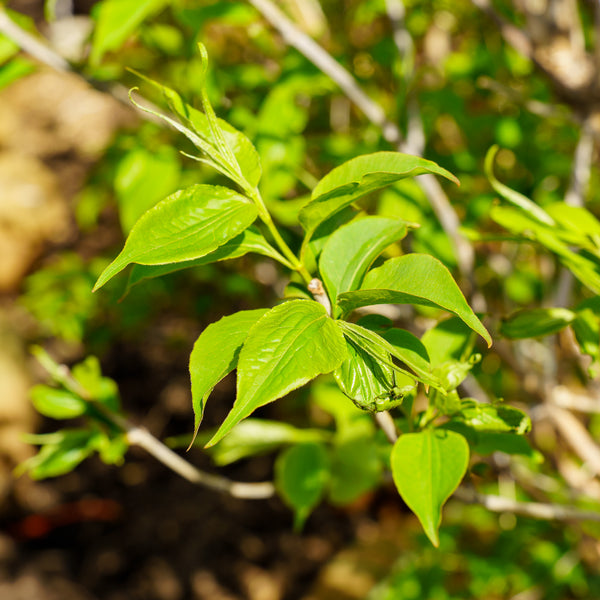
129;69;261;188
205;419;329;466
115;146;181;233
391;429;469;546
381;328;432;379
30;385;87;419
275;443;330;530
206;300;348;447
337;254;491;346
329;437;383;505
319;216;409;313
500;308;575;339
94;185;258;291
189;309;268;433
300;152;458;238
71;356;120;412
18;429;100;479
456;399;531;434
126;227;288;292
571;299;600;373
484;146;555;227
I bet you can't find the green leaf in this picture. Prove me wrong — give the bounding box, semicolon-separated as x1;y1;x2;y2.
491;205;600;295
71;356;120;412
391;429;469;546
334;337;413;412
500;308;575;339
18;429;98;479
457;399;531;434
207;300;347;447
126;227;286;291
95;433;128;465
300;152;458;238
421;316;474;366
339;321;441;390
30;385;87;419
94;185;258;290
572;298;600;373
472;432;538;458
205;419;329;466
90;0;168;65
115;146;181;233
338;254;491;346
319;216;408;313
329;437;383;505
130;69;261;188
275;442;330;530
484;146;555;227
190;309;268;433
381;328;432;379
545;202;600;239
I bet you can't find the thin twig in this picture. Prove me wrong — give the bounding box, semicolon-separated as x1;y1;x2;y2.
565;116;595;208
247;0;401;145
541;404;600;477
477;76;575;122
126;426;275;499
43;359;275;500
0;7;71;70
308;278;332;316
0;7;164;124
454;486;600;522
552;386;600;413
374;411;399;443
248;0;474;276
469;0;534;60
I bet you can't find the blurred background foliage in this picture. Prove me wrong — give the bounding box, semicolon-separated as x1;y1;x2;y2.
1;0;600;598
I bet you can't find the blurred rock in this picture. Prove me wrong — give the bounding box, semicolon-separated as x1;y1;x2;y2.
0;153;70;291
0;68;133;158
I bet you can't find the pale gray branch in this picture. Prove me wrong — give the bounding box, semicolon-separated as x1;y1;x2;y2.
469;0;534;59
0;7;71;71
565;117;595;207
47;361;276;500
126;426;275;499
552;386;600;414
0;7;164;124
247;0;402;144
454;486;600;522
374;411;399;443
248;0;474;276
542;404;600;477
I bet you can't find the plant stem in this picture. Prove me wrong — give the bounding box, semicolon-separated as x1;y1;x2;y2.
36;350;275;500
248;188;312;284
